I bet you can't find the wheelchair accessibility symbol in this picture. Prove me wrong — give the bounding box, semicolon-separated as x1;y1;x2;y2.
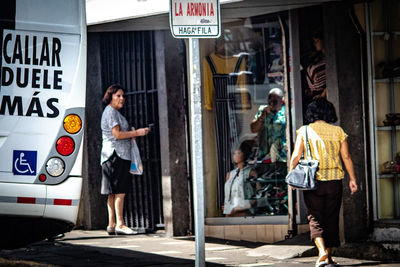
13;150;37;176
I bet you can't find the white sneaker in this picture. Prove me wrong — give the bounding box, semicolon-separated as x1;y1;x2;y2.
115;225;136;235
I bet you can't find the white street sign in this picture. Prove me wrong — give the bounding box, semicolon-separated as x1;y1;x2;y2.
169;0;221;38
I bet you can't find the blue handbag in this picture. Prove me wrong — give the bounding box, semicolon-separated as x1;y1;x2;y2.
285;126;319;190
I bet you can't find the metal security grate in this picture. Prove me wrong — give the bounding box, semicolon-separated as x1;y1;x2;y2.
99;31;163;232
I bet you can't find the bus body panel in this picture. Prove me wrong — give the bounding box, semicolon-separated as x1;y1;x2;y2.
0;0;85;182
69;132;84;176
0;0;86;230
15;0;82;35
0;118;59;181
44;177;82;224
0;182;46;216
0;30;82;179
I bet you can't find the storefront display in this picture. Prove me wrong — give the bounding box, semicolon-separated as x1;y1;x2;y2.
368;0;400;219
201;14;289;218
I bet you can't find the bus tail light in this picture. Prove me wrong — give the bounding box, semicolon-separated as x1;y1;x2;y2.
39;174;47;182
64;114;82;134
56;136;75;156
46;157;65;177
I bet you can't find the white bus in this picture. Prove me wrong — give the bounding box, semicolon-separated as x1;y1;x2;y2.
0;0;86;247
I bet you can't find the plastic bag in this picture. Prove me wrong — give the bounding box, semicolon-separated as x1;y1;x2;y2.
130;139;143;175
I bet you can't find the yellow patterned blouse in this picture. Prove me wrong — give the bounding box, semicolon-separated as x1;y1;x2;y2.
296;121;348;181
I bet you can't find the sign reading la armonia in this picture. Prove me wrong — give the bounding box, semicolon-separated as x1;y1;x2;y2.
169;0;221;38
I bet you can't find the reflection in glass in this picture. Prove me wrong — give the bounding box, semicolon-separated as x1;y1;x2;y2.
202;14;289;217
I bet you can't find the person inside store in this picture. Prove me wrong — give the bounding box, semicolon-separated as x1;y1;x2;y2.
100;84;150;235
289;98;358;267
223;142;253;217
250;88;286;162
306;29;326;100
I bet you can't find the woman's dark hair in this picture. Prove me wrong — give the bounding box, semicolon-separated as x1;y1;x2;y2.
305;98;338;123
103;84;124;104
312;28;324;41
239;141;252;162
310;28;324;64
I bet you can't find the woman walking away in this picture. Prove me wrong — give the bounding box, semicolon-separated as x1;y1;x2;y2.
100;84;150;235
289;98;357;267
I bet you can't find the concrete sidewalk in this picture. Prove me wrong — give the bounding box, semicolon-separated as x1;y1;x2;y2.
0;230;399;267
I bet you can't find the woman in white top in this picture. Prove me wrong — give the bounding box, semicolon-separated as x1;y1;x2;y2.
101;84;150;235
223;143;252;216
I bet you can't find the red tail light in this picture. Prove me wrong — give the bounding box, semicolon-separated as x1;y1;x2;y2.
39;174;47;182
56;136;75;156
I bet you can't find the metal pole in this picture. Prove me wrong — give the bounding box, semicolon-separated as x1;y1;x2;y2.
188;37;205;267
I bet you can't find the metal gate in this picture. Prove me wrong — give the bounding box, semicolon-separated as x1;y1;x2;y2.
99;31;163;232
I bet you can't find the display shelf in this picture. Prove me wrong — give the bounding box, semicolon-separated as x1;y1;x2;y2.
372;31;400;35
246;196;285;201
243;163;288;216
376;126;400;131
368;0;400;220
251;178;286;183
374;78;400;83
378;173;396;178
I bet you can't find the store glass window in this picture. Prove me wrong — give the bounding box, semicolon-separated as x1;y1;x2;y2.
368;0;400;219
201;14;289;218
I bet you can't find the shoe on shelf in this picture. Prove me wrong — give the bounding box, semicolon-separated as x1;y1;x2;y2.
115;225;136;235
106;226;116;235
383;113;400;126
382;161;397;174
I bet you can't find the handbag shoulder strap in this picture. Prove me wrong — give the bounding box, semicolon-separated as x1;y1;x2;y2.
305;126;313;160
228;168;240;201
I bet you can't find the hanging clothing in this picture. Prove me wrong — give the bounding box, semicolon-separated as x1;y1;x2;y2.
223;168;252;215
306;58;326;97
203;53;247;110
203;52;247;207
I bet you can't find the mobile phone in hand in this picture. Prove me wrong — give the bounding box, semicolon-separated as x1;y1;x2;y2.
148;123;154;131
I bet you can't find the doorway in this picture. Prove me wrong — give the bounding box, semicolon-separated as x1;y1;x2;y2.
99;31;164;232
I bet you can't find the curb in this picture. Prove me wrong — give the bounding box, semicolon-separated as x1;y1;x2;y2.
333;242;400;262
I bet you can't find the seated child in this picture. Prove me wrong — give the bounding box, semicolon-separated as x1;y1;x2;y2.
223;142;253;217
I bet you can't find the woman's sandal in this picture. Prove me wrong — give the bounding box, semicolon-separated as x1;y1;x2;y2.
315;254;328;267
316;262;327;267
326;258;340;266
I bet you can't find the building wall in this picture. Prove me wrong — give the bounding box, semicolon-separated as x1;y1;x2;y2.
205;224;289;243
155;30;192;236
323;2;369;242
78;33;108;229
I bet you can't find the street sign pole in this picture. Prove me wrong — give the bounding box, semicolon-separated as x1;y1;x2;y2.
169;1;220;266
188;37;205;267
